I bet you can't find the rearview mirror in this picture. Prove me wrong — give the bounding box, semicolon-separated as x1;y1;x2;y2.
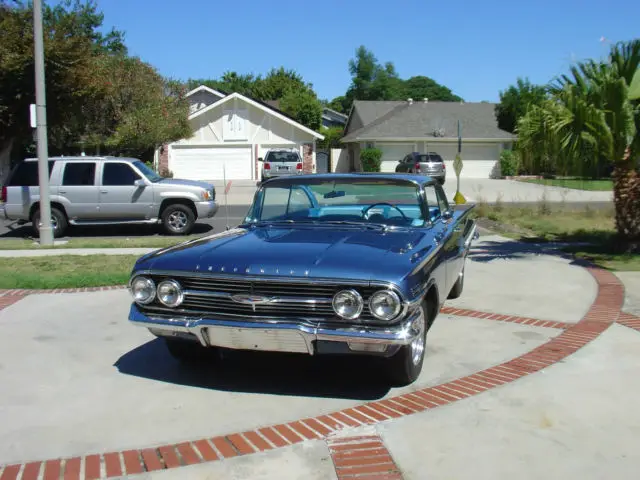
134;179;146;187
442;210;453;220
323;190;346;199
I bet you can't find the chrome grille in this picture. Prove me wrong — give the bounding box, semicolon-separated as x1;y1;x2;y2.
141;274;382;321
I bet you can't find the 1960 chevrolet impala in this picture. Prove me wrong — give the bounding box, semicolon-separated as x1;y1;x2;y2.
127;173;478;385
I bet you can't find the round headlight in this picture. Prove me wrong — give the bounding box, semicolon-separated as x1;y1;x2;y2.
157;279;184;308
130;276;156;305
332;289;363;320
369;290;402;321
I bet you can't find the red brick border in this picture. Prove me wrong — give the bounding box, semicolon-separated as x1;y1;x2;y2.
440;306;571;329
0;266;626;479
327;434;403;479
618;312;640;332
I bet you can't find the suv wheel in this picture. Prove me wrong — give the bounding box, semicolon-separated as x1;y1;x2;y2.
31;207;68;238
161;203;195;235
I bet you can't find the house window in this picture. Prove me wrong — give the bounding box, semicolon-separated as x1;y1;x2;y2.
223;109;248;141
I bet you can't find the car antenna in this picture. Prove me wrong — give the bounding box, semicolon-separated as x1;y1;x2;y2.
223;162;230;231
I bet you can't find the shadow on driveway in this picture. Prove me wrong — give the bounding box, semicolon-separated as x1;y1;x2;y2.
468;238;595;268
114;338;393;401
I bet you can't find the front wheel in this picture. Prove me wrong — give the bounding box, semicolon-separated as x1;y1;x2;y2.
385;302;430;386
161;204;195;235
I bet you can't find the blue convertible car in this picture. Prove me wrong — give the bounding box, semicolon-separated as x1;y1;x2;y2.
127;173;478;385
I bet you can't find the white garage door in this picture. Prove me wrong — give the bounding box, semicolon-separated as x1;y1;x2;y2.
170;147;252;181
427;143;498;178
377;144;415;172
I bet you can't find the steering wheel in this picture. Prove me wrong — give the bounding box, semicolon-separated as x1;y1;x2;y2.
362;202;408;221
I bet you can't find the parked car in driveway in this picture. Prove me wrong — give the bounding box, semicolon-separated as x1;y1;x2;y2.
395;152;446;184
259;148;304;181
0;156;218;237
127;173;478;385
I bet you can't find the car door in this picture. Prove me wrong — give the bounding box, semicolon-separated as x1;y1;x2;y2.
435;184;463;290
58;161;99;220
98;161;154;220
395;155;409;173
423;184;451;300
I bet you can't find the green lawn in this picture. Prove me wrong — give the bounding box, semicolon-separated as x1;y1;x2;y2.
0;255;140;289
473;203;639;271
0;235;200;250
518;177;613;191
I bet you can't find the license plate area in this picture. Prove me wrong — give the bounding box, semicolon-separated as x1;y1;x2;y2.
277;165;288;171
206;326;310;353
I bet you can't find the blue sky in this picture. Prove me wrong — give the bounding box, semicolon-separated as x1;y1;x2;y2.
92;0;638;103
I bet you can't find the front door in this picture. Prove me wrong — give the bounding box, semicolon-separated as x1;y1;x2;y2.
435;184;462;292
98;161;154;220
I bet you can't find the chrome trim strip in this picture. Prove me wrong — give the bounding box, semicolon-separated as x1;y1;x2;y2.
182;289;333;305
129;304;423;354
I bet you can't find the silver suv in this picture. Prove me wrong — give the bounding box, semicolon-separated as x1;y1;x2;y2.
0;156;218;237
259;148;304;181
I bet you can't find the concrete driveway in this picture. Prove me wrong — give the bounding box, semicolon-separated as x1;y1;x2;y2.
0;235;638;479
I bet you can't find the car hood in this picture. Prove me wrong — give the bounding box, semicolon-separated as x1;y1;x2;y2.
156;178;213;190
135;226;435;284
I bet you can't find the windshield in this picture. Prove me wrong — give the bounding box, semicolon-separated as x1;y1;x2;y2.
246;180;427;227
265;151;301;163
133;160;163;182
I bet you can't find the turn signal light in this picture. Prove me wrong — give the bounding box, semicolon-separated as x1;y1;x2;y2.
264;163;271;170
296;163;302;170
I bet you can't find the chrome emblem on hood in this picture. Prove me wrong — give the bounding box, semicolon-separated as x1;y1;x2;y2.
230;294;275;305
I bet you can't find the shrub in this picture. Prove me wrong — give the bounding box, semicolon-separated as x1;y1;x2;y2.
360;147;383;172
499;149;520;177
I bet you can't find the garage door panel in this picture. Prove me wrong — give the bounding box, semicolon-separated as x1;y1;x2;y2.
170;147;252;181
428;143;498;179
377;144;415;173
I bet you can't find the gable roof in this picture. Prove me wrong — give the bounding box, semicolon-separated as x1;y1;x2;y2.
341;100;514;142
322;107;348;121
185;85;226;99
188;91;324;140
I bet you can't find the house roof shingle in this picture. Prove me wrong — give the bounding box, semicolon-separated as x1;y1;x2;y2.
342;100;514;142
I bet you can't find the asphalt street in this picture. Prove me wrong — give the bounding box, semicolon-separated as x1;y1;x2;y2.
0;204;252;240
0;201;614;241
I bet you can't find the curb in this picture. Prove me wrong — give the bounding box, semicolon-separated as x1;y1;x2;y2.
0;265;627;479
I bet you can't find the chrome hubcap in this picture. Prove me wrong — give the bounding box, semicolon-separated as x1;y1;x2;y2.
410;311;426;366
39;215;57;231
168;211;188;231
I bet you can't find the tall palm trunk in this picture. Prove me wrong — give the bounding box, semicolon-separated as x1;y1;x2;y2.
612;147;640;251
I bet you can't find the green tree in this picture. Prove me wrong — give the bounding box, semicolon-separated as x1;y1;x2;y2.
326;96;348;114
317;126;343;149
517;39;640;246
342;46;462;111
401;76;463;102
81;54;191;157
279;88;322;131
495;77;548;133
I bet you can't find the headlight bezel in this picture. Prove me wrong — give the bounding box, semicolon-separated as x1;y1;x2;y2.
156;279;185;308
368;289;403;321
332;288;364;320
130;276;156;305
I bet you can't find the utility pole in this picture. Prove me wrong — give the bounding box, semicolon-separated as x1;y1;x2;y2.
33;0;53;245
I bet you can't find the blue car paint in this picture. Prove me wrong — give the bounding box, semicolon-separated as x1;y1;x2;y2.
131;173;475;305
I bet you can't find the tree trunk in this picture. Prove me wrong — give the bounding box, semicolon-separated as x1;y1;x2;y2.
612;149;640;251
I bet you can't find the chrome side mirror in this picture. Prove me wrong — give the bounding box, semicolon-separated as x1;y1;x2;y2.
441;210;453;220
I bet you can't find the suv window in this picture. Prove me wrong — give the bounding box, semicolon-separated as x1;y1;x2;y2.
62;162;96;186
419;154;444;163
7;161;55;186
102;162;141;186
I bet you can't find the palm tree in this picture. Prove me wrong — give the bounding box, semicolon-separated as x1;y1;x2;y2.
518;39;640;248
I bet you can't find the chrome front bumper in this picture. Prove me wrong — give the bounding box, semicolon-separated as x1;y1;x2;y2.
129;304;423;355
195;200;219;218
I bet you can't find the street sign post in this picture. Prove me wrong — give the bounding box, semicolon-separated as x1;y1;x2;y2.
33;0;54;245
